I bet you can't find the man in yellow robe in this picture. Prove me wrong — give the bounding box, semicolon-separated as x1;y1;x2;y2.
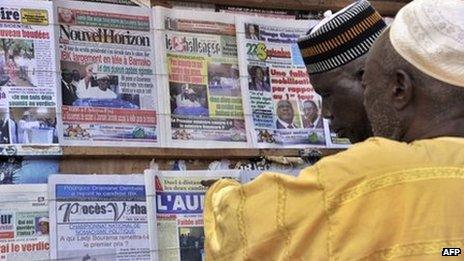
204;0;464;260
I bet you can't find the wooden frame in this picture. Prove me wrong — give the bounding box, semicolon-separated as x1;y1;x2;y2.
62;147;342;159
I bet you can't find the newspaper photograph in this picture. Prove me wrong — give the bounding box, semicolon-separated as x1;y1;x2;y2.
0;184;49;260
56;0;159;147
145;169;239;261
49;174;151;260
154;7;249;148
0;0;60;155
236;16;327;148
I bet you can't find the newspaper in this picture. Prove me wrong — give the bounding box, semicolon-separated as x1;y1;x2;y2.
130;0;152;8
0;0;60;155
154;7;249;148
145;169;240;261
236;16;328;148
323;119;351;148
0;184;49;260
66;0;137;5
49;174;151;260
237;161;307;183
216;5;318;20
169;2;215;11
56;0;159;147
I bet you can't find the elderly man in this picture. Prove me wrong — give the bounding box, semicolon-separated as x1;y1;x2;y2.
246;24;260;40
275;100;297;129
297;0;387;142
36;217;49;236
203;0;464;260
79;74;117;99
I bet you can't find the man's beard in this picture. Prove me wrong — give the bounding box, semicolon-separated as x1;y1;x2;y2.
367;101;404;141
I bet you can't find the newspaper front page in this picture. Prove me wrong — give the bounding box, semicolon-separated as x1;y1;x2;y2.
49;174;151;260
56;0;159;147
145;169;239;261
0;0;60;155
0;184;49;260
236;16;328;148
155;7;249;148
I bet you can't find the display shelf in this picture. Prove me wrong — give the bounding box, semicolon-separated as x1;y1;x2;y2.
62;146;344;159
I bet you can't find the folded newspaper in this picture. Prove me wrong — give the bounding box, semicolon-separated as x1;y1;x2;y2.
56;0;159;147
0;0;60;155
154;7;249;148
49;174;151;260
0;184;49;261
145;169;240;261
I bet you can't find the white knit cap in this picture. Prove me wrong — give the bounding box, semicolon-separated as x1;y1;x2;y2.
390;0;464;87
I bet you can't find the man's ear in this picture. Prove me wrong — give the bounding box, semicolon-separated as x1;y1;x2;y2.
390;69;414;110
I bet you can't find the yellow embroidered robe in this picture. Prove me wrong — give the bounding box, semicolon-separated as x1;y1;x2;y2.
204;137;464;260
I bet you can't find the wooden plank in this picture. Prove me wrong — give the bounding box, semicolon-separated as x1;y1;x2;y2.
153;0;410;16
59;158;231;174
59;158;152;174
62;146;342;159
60;156;324;174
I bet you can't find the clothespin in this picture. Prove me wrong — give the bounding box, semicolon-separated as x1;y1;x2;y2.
298;148;322;164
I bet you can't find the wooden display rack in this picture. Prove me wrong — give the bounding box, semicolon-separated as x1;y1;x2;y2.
63;146;342;159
